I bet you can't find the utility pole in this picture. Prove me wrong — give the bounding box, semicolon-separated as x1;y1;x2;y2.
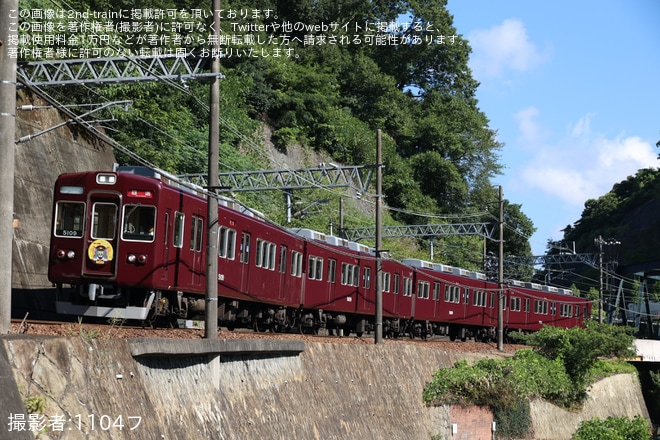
594;236;619;324
0;1;18;334
497;185;504;351
375;130;383;344
597;236;603;324
205;0;221;339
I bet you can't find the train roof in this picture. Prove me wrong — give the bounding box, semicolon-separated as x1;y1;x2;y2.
288;228;376;255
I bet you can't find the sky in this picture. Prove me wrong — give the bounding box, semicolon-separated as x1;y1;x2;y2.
445;0;660;256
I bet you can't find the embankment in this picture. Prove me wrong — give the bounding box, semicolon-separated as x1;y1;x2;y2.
0;336;650;440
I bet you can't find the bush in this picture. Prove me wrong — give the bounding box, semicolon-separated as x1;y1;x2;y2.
423;324;640;439
573;415;651;440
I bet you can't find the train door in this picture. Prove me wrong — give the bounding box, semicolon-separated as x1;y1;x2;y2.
277;245;289;300
160;209;172;283
83;193;120;277
189;214;204;287
239;232;251;293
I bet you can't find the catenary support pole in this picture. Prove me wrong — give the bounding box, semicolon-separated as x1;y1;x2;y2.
497;185;504;351
205;0;221;339
0;1;18;334
375;130;383;344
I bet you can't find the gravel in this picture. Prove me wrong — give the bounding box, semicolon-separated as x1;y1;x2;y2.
9;321;526;355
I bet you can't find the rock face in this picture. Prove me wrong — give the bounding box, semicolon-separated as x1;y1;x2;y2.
13;91;116;292
11;91;117;321
1;335;651;440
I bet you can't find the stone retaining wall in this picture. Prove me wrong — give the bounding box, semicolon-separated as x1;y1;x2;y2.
0;336;651;440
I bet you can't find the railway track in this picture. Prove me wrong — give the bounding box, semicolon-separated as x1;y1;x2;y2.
7;315;524;355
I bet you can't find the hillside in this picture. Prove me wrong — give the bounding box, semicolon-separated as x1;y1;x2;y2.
18;0;536;270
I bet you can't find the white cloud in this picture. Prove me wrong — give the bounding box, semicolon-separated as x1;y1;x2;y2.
468;18;550;78
514;106;542;144
569;113;594;138
518;115;658;207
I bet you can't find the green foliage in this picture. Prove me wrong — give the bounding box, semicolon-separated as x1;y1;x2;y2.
23;395;46;414
648;369;660;422
490;397;530;439
21;0;539;259
573;416;651;440
522;322;636;392
564;167;660;269
424;324;639;439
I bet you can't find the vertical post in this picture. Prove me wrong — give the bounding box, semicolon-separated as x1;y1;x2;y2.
285;190;293;223
497;185;504;351
0;2;18;334
205;0;221;339
374;130;383;344
339;197;344;238
429;237;434;261
596;235;603;324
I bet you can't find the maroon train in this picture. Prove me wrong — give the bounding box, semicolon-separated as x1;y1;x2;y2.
48;167;591;340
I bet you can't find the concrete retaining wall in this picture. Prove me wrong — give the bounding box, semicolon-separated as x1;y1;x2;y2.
0;336;651;440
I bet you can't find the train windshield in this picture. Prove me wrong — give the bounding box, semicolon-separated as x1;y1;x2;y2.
54;201;85;237
91;202;117;239
122;205;156;242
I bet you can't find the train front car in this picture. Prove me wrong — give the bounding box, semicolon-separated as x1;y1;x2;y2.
49;169;183;322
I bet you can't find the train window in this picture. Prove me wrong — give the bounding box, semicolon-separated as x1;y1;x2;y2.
444;285;460;303
268;243;276;270
393;274;400;294
91;202;117;240
432;282;440;300
341;263;359;286
363;267;371;289
341;263;350;285
534;299;549;315
121;205;155;242
473;290;487;307
327;258;336;283
240;233;251;264
291;251;303;277
551;302;556;316
173;212;185;248
189;216;203;252
256;239;265;267
256;240;276;270
382;272;391;293
524;298;530;313
279;246;287;273
417;281;429;299
575;305;580;317
464;290;469;304
403;278;413;297
560;304;573;317
510;296;521;311
218;227;236;260
308;256;323;280
164;212;169;245
54;202;85;237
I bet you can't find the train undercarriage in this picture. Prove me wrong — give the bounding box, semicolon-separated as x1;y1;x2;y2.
55;282;501;341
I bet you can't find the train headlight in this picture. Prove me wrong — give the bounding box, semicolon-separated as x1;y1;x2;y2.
127;254;137;263
56;249;75;260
